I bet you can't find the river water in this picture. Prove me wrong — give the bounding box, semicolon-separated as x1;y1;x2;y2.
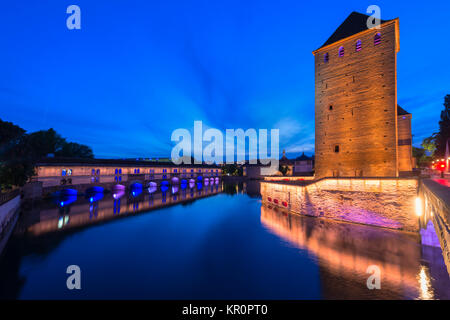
0;181;449;299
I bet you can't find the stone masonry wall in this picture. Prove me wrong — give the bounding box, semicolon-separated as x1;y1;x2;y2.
314;21;399;178
261;178;418;232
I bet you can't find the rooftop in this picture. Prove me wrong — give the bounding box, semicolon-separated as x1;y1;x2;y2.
35;157;220;168
318;11;391;50
397;105;411;116
295;152;312;161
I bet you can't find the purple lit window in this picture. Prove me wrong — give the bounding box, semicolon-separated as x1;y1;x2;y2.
324;53;329;63
356;40;362;52
374;33;381;46
338;46;344;57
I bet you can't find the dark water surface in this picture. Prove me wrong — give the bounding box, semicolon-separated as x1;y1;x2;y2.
0;182;449;299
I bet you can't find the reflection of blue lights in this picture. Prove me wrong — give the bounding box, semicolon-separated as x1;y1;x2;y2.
161;180;169;193
130;183;143;197
54;194;77;207
148;182;157;194
85;192;104;203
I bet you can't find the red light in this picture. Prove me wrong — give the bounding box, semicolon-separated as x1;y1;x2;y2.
437;161;447;172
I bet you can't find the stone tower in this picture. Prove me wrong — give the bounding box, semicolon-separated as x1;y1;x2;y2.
313;12;411;178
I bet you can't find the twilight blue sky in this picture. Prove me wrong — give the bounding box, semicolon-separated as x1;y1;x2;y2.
0;1;449;159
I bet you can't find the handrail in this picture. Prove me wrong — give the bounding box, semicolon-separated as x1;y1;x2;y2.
0;189;20;206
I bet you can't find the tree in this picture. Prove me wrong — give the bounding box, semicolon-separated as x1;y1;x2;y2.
413;146;432;168
279;165;290;176
422;135;437;156
25;128;67;158
222;164;243;176
435;95;450;157
0;119;94;189
56;142;94;159
0;119;25;146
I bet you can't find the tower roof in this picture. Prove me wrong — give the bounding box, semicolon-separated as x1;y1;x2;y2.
397;105;410;116
295;152;311;161
319;12;390;49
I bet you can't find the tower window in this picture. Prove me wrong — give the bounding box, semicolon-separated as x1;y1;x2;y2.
338;46;344;57
329;105;333;111
334;145;340;153
324;53;329;63
356;40;362;52
374;33;382;46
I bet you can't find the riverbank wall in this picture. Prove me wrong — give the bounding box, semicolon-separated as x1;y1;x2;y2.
0;190;21;255
418;179;450;275
261;178;419;232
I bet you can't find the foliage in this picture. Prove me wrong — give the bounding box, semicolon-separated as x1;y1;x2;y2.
279;165;290;176
0;119;94;189
222;164;243;176
0;119;25;146
421;135;436;156
412;146;432;168
434;95;450;157
57;142;94;159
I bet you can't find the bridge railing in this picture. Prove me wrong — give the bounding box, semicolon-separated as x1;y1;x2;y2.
0;189;20;206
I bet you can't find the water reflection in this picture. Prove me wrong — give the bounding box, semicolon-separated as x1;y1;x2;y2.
20;182;221;236
1;181;449;300
260;204;450;299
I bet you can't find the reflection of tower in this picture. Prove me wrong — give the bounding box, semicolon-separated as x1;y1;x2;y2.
259;205;433;299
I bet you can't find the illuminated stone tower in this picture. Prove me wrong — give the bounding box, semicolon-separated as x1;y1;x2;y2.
313;12;411;178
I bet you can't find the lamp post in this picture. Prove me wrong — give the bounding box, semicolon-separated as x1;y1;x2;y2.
446;138;450;174
437;160;446;178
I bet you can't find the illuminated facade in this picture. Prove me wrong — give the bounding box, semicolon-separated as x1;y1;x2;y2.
33;159;222;188
261;178;419;232
313;12;413;178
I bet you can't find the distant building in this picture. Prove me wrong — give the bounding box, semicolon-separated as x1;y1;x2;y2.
293;153;314;175
33;158;221;188
279;150;294;176
397;106;414;172
313;12;413;178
